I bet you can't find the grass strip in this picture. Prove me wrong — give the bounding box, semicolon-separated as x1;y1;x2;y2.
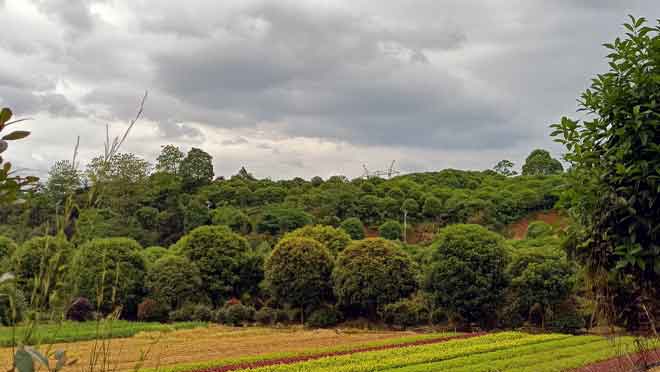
0;321;207;347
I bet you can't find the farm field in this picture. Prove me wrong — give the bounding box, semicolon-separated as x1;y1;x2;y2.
0;325;445;372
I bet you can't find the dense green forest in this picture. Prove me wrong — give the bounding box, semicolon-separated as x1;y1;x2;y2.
0;16;657;335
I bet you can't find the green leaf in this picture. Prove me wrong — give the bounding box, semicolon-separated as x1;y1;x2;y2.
55;350;67;371
14;349;34;372
0;108;12;125
2;131;30;141
24;346;49;369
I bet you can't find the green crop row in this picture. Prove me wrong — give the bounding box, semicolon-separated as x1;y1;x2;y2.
236;333;659;372
148;332;458;372
0;321;207;346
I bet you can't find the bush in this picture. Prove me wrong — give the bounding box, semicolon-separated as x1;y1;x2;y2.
177;225;253;304
255;306;277;325
257;208;313;235
211;206;252;234
424;224;509;328
340;218;364;240
137;298;170;322
12;236;74;297
140;246;170;268
66;297;95;322
0;286;26;326
265;237;333;322
430;308;448;325
71;237;146;317
547;311;585;334
0;235;17;259
169;303;213;322
220;303;255;326
306;305;341;328
379;294;430;328
283;225;351;254
526;221;554;239
379;220;402;241
146;255;202;309
333;238;417;317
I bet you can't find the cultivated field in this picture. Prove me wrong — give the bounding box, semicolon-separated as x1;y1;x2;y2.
1;325;657;372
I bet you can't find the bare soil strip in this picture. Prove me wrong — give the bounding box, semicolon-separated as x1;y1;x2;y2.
194;332;486;372
572;348;660;372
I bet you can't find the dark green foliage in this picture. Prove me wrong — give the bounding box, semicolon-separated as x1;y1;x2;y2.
257;208;313;235
339;218;364;240
265;237;333;318
66;297;94;322
169;303;213;322
136;207;159;230
422;196;443;220
0;286;26;326
211;206;252;234
146;255;202;309
255;306;277;325
493;160;517;177
140;246;170;268
379;220;402;241
217;303;255;326
71;237;146;316
12;235;73;298
333;238;417;317
521;149;563;176
547;310;585;334
283;225;351;254
525;221;553;239
177;225;253;304
180;148;214;190
0;235;17;268
306;305;342;328
137;298;170;322
551;17;660;308
424;224;509;328
156;144;185;175
380;295;430;328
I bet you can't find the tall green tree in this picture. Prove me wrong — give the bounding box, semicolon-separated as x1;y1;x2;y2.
180;148;214;189
551;16;660;320
155;144;184;175
521;150;563;176
493;160;517;176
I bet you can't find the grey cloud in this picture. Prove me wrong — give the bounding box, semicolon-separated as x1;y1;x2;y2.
33;0;96;32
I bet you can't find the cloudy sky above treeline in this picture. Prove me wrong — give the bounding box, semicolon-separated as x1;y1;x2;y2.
1;0;658;179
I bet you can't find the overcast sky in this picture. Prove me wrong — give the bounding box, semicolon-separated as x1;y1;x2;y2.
1;0;658;180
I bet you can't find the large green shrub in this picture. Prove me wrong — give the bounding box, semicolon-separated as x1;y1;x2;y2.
71;237;146;317
306;305;342;328
137;298;170;322
379;220;402;241
12;235;74;299
257;208;312;235
140;246;170;268
146;255;202;309
283;225;351;254
211;206;252;234
177;225;253;304
265;237;333;322
333;238;417;317
379;295;430;328
526;221;553;239
424;224;509;328
0;236;17;260
339;218;364;240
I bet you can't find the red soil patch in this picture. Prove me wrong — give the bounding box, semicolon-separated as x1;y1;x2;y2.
572;348;660;372
508;209;565;240
193;332;486;372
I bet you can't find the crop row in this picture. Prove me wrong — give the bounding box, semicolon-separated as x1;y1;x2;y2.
154;332;458;372
236;333;659;372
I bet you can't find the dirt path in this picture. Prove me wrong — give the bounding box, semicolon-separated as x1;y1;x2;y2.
194;332;486;372
572;348;660;371
0;326;417;372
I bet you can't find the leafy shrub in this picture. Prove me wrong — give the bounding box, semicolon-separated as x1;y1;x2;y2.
255;306;277;325
333;238;417;317
257;208;312;235
306;305;341;328
219;303;255;326
212;206;252;234
137;298;170;322
430;308;448;325
283;225;351;254
146;255;202;309
0;235;17;260
12;235;73;297
424;224;509;329
526;221;554;239
265;237;333;322
0;286;26;326
66;297;95;322
379;220;402;241
176;225;253;304
340;218;364;240
71;237;146;317
140;246;170;268
547;312;585;334
380;296;430;328
169;303;213;322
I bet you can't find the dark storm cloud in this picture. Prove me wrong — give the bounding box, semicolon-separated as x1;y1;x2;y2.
1;0;659;178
